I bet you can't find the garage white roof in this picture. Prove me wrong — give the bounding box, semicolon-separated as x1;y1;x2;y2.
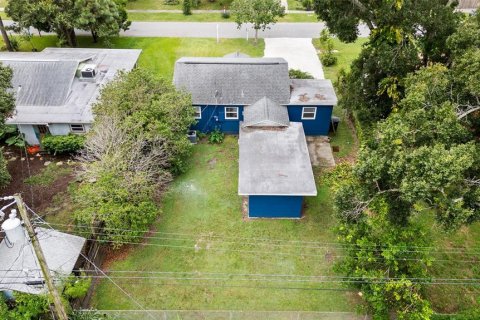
238;122;317;196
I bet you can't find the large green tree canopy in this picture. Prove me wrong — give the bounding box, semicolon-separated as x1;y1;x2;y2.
5;0;129;46
0;63;15;187
316;0;460;124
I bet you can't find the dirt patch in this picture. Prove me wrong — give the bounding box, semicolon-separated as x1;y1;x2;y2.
208;157;217;169
0;146;76;213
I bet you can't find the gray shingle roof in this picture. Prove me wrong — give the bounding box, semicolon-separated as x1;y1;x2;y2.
3;60;78;107
238;122;317;196
243;97;290;127
173;57;291;105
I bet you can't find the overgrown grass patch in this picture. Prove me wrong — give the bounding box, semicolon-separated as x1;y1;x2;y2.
92;136;358;311
24;163;72;186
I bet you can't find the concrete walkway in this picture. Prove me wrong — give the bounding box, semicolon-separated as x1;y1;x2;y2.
264;38;324;79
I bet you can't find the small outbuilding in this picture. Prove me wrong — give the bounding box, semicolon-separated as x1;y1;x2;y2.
238;99;317;218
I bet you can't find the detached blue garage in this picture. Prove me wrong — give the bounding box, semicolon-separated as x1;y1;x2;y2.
238;98;317;218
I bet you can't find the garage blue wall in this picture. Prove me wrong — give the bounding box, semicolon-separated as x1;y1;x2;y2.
287;105;333;135
248;195;304;218
191;105;244;134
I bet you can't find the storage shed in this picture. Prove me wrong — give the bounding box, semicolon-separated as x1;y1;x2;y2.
238;100;317;218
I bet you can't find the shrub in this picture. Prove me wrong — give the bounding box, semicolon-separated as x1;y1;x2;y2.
319;28;330;46
321;52;337;66
221;10;230;19
183;0;192;15
289;69;314;79
301;0;312;11
208;128;224;144
42;134;85;155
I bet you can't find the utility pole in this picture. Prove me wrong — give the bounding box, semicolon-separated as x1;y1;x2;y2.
13;194;69;320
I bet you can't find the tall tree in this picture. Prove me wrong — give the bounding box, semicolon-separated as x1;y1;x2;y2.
6;0;130;46
0;17;13;52
75;0;130;43
315;0;460;124
0;64;16;186
231;0;285;43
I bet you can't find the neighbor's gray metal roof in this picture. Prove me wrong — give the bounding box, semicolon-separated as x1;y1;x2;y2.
0;227;86;294
173;57;291;105
3;60;78;107
2;48;141;125
243;97;290;127
238;122;317;196
289;79;338;106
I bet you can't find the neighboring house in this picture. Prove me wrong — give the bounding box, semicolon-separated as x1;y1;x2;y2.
173;57;337;136
0;225;85;294
0;48;142;145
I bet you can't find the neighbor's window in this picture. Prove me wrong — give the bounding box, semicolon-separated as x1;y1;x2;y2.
194;106;202;119
301;107;317;120
70;124;85;133
225;107;239;120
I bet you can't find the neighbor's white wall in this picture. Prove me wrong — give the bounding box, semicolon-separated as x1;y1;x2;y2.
17;124;38;145
48;124;71;136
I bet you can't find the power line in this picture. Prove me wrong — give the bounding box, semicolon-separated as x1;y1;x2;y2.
24;205;158;320
57;236;479;264
36;221;480;254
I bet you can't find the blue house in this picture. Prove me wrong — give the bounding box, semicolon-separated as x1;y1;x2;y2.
173;55;337;218
173;57;337;136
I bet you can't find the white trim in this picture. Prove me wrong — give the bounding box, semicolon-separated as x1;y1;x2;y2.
70;124;85;133
301;107;317;120
193;106;202;119
224;106;239;120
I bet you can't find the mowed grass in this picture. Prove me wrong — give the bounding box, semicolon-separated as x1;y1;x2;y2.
126;0;233;10
128;12;318;22
13;36;264;79
92;136;358;311
312;38;368;81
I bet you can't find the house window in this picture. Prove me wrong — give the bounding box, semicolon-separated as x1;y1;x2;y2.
225;107;239;120
194;106;202;119
70;124;85;133
301;107;317;120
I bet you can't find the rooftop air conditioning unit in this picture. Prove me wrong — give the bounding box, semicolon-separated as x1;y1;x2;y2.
81;64;97;78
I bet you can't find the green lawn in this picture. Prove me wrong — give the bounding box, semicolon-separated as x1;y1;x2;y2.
312;38;367;81
287;0;306;11
13;36;264;79
126;0;233;10
92;136;359;312
128;12;318;22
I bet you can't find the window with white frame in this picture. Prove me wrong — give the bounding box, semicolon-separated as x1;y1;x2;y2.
70;124;85;133
194;106;202;119
301;107;317;120
225;107;239;120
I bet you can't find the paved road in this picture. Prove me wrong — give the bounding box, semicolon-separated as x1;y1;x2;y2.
3;20;370;39
121;22;370;38
264;38;324;78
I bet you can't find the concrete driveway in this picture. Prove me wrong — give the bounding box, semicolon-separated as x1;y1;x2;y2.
264;38;324;79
